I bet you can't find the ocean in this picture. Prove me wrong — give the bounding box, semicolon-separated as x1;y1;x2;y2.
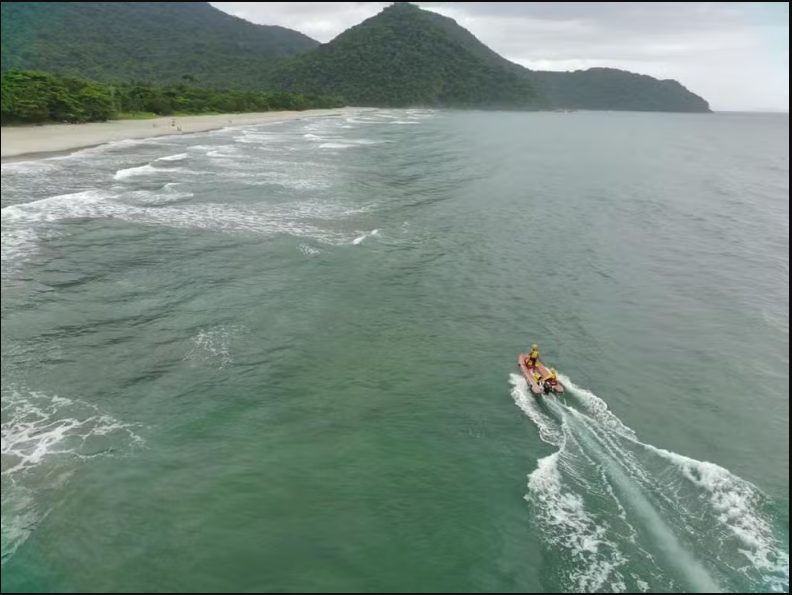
1;110;788;593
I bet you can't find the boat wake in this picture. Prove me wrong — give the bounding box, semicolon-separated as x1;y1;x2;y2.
510;374;789;593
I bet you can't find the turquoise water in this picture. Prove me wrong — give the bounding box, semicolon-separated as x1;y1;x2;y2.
1;110;788;593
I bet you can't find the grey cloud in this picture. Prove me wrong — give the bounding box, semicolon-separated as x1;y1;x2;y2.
423;2;746;30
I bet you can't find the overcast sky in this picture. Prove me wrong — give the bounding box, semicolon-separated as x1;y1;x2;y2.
211;2;789;111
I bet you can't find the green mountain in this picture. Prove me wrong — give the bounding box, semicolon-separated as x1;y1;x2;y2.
1;1;711;113
271;3;709;113
270;2;545;109
535;68;711;113
0;1;318;88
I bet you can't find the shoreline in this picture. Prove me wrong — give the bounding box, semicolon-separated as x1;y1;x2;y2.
1;108;367;161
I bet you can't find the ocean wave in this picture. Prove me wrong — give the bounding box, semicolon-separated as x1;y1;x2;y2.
0;228;40;274
113;163;160;180
206;146;242;158
0;160;59;175
352;229;380;245
156;153;190;163
1;181;367;268
1;389;142;477
345;117;383;125
297;243;322;257
240;176;331;191
120;187;195;206
1;190;118;224
1;389;142;563
319;142;356;150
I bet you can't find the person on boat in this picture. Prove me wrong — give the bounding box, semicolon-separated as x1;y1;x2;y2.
543;367;558;388
533;371;543;385
527;344;540;368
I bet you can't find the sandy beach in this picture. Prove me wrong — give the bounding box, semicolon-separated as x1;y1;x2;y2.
1;108;365;159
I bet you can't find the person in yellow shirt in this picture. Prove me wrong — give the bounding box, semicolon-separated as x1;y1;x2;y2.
543;367;558;387
527;344;540;368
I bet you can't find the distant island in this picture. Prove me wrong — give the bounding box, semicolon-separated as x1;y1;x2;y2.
1;1;711;120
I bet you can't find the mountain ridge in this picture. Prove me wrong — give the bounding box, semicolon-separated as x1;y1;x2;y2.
269;2;545;109
1;2;319;88
269;3;709;112
1;1;711;112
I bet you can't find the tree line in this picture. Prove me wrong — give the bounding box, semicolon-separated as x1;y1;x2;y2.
1;70;346;125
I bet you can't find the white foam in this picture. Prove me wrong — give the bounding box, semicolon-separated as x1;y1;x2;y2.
562;376;636;440
1;139;162;178
511;373;787;592
352;229;380;245
566;378;787;584
297;243;322;257
649;445;789;582
122;188;194;206
1;389;142;563
1;190;119;224
156;153;190;162
527;450;628;593
187;144;219;153
1;160;58;175
240;176;331;191
69;137;153;158
1;180;369;269
345;117;382;125
1;390;142;476
1;189;355;247
1;228;39;270
391;120;421;125
185;326;243;369
509;373;563;445
570;409;722;593
113;163;159;180
319;142;355;150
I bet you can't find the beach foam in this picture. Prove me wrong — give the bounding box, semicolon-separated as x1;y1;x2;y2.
114;163;160;180
1;388;142;562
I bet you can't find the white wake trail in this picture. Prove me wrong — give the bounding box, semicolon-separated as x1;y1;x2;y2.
510;373;789;593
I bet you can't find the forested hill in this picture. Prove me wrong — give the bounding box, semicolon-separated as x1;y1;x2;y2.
270;2;545;109
535;69;711;113
1;1;711;113
0;2;318;88
270;3;709;112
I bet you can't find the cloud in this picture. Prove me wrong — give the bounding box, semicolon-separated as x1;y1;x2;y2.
211;2;790;111
212;2;389;41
